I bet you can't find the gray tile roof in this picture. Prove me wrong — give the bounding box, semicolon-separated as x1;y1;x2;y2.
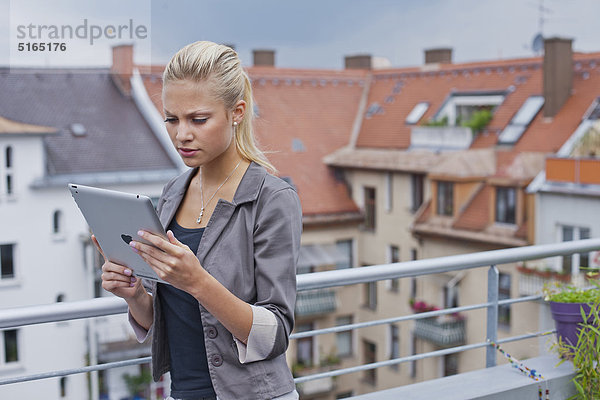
0;68;176;174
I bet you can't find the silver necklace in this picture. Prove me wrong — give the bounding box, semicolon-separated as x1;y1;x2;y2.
197;160;242;224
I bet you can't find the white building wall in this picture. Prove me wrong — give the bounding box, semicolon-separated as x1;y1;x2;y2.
0;135;172;399
535;191;599;266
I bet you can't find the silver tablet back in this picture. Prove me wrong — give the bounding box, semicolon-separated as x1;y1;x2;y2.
69;183;166;283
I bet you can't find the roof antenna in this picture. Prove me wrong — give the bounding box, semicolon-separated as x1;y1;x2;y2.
530;0;552;55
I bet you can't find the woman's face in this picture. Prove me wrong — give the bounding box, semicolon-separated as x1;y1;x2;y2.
162;79;241;168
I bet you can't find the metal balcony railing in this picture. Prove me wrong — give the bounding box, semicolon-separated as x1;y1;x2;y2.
1;238;600;393
295;289;337;317
413;316;465;347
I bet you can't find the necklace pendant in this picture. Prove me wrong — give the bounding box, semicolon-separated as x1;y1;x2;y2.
197;209;204;224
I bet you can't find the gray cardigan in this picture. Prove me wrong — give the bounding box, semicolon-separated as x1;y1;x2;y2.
143;162;302;399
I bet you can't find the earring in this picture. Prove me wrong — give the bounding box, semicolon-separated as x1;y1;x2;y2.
233;121;238;126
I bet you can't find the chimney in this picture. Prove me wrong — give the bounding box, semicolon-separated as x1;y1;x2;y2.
424;48;452;64
111;44;134;96
111;44;134;77
543;37;573;118
253;49;275;67
344;54;372;70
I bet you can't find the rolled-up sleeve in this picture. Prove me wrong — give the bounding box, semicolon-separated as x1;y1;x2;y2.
247;187;302;361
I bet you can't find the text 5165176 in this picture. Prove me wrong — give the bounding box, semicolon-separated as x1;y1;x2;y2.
17;42;66;52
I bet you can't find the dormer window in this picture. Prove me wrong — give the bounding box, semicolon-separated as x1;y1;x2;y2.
495;187;516;224
436;181;454;216
434;91;505;126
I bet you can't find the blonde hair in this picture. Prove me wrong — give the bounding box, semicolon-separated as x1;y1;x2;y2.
162;41;276;173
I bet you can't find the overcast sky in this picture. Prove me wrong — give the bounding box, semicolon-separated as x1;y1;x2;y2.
1;0;599;70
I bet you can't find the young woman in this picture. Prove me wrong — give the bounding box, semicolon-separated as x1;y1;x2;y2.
95;41;302;400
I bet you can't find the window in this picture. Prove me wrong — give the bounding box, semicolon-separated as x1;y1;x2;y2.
389;324;400;370
296;323;314;367
561;226;591;275
4;146;13;196
335;239;353;269
0;244;15;280
410;334;417;378
336;316;353;357
388;245;400;292
60;377;67;397
363;340;377;385
53;210;63;235
1;329;19;364
411;174;424;212
443;353;459;376
495;187;516;224
498;273;511;328
498;96;544;144
363;187;376;230
444;283;459;309
363;264;377;310
385;172;393;212
435;92;505;126
5;146;12;169
364;281;377;310
436;181;453;216
406;102;429;125
410;249;418;299
365;102;384;118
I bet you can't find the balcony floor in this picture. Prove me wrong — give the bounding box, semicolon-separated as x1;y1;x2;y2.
350;355;576;400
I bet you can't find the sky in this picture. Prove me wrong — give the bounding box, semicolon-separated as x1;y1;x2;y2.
1;0;599;70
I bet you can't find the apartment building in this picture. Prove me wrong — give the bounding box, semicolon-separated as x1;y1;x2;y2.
0;67;180;399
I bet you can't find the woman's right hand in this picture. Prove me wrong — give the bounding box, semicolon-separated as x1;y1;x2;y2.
92;235;143;300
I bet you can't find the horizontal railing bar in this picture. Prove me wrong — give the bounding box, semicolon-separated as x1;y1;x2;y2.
0;297;128;330
294;329;553;384
496;330;556;344
0;357;151;386
1;238;595;329
291;295;544;340
0;329;554;387
0;291;546;332
291;302;487;339
498;294;543;305
297;238;600;290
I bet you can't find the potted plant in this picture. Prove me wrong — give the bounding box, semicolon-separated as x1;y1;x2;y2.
544;278;600;347
544;275;600;398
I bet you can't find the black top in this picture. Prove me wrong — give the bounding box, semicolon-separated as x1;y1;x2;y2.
158;219;216;399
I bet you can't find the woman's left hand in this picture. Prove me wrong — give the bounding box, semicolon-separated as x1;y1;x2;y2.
130;230;207;293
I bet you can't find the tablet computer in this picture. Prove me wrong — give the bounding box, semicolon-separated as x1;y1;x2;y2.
68;183;166;283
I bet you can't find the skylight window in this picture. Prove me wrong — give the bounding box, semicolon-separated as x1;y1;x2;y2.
583;97;600;120
498;96;544;144
365;102;384;118
405;102;429;125
510;96;544;125
69;123;86;137
292;138;306;152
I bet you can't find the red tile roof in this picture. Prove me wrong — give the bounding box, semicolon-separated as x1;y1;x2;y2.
452;184;490;231
354;52;600;151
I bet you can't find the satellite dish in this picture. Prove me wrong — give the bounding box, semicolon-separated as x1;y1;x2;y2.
532;33;544;54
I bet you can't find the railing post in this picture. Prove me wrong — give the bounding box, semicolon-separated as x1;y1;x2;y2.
486;265;499;367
